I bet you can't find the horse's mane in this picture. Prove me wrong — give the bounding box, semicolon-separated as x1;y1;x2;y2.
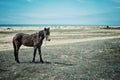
38;30;45;39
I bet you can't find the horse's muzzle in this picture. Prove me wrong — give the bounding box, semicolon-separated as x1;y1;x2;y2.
47;38;51;41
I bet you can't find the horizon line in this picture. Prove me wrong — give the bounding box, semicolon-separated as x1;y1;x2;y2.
0;24;120;26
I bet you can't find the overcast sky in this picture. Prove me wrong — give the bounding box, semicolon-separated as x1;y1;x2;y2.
0;0;120;25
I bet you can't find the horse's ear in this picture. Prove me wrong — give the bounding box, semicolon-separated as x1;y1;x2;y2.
44;28;47;31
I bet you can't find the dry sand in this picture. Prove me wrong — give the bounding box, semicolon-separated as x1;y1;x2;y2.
0;27;120;51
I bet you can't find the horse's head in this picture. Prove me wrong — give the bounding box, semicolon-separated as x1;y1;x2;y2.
44;27;51;41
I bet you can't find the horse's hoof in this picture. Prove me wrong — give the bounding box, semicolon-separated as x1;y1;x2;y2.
16;61;20;63
32;61;35;63
40;61;44;63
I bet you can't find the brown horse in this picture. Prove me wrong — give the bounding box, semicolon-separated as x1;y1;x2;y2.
12;28;51;63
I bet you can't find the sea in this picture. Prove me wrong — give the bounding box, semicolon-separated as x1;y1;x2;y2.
0;24;119;28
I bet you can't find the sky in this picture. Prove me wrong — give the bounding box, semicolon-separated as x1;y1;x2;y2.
0;0;120;25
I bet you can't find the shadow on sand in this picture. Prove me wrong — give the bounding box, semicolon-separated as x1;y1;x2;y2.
21;61;76;66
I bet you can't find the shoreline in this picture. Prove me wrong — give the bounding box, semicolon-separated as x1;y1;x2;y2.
0;26;120;31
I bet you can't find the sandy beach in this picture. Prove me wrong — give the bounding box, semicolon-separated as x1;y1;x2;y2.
0;26;120;80
0;26;120;51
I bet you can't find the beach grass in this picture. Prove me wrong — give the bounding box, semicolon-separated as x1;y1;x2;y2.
0;27;120;80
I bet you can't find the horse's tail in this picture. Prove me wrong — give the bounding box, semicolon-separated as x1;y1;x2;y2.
12;38;16;60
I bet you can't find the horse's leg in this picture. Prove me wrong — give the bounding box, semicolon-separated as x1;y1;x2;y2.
32;47;37;62
13;40;21;63
13;40;17;62
14;50;16;61
14;49;17;61
38;47;44;63
15;43;21;63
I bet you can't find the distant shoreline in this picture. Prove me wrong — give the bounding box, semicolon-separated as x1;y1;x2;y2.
0;24;120;27
0;24;120;28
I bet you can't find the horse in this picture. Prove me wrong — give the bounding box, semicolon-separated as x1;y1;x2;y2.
12;27;51;63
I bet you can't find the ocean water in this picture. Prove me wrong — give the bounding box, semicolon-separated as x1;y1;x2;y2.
0;24;119;28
